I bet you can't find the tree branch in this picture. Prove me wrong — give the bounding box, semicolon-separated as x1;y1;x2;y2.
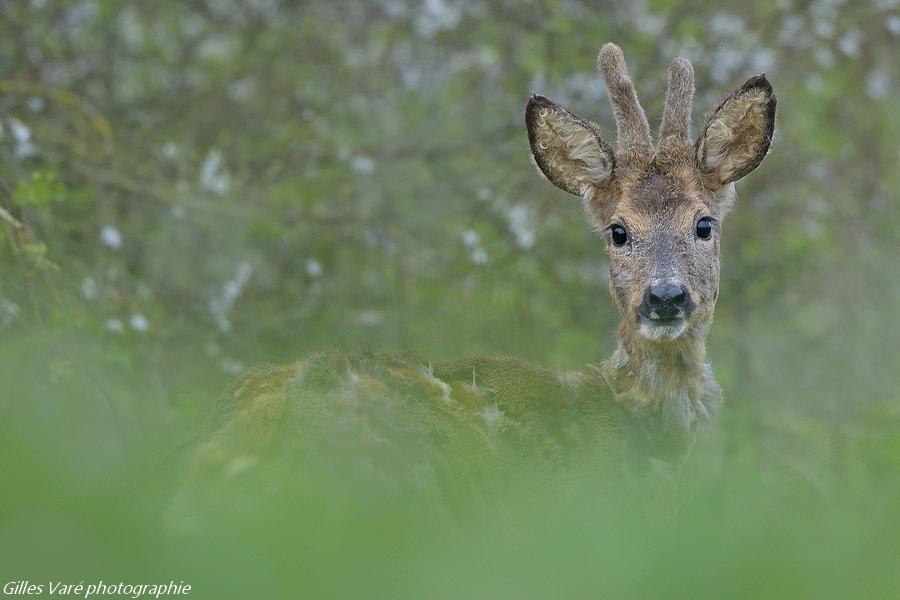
0;203;26;232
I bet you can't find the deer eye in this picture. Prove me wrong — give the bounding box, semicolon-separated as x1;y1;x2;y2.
610;224;628;246
696;217;713;240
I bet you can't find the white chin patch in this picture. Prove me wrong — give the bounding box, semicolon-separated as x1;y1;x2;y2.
638;319;688;342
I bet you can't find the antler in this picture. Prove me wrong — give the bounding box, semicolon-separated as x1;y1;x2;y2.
597;43;652;154
659;57;695;146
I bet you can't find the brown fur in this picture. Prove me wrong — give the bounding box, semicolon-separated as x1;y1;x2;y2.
597;43;653;154
659;58;695;147
173;351;639;525
696;75;776;187
525;94;615;196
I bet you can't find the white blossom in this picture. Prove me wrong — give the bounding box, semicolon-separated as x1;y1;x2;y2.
350;155;375;175
100;226;123;249
414;0;462;37
200;149;230;194
305;258;323;277
866;70;890;99
887;15;900;35
461;229;479;248
471;248;488;265
129;313;149;332
210;261;253;333
81;277;97;301
9;118;36;159
507;205;536;250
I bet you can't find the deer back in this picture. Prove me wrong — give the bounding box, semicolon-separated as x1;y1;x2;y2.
183;350;636;508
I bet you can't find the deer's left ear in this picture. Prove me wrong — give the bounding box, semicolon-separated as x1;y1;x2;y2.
695;74;776;189
526;94;615;196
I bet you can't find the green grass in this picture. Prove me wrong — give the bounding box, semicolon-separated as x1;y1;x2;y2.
1;331;898;600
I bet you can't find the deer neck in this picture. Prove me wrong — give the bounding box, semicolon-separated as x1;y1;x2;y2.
600;320;722;462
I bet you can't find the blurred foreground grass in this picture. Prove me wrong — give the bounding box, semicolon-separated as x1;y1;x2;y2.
1;329;898;600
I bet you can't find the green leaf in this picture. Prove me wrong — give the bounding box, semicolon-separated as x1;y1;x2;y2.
12;171;66;207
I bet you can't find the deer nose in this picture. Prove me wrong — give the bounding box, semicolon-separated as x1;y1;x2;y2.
642;282;691;320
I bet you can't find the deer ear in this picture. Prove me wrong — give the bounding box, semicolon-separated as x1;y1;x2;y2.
526;94;615;196
695;74;776;189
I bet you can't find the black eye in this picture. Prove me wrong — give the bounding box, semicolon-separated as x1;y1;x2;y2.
696;217;713;240
610;224;628;246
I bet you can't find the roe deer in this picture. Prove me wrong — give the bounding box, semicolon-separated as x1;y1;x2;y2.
183;44;776;504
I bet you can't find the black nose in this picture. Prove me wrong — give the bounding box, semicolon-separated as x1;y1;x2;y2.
642;283;691;320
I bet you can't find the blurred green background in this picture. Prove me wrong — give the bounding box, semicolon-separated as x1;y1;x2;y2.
0;1;898;598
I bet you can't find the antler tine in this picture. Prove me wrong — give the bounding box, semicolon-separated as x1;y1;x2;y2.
597;43;652;154
659;56;695;145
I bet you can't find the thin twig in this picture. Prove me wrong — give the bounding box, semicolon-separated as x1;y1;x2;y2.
0;204;26;232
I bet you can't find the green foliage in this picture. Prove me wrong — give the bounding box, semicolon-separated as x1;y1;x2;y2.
11;170;65;207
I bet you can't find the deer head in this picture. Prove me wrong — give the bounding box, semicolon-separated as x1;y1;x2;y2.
526;43;775;347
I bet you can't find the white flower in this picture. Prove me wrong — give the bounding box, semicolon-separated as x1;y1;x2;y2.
209;261;253;333
105;319;124;333
129;313;149;332
81;277;97;300
227;78;256;102
415;0;462;37
305;258;323;277
350;155;375;175
100;226;122;249
837;31;860;57
866;70;889;100
200;149;230;194
461;229;479;248
9;118;36;159
888;15;900;35
507;204;535;250
471;248;488;265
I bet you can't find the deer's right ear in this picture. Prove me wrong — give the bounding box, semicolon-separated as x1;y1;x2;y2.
525;94;615;196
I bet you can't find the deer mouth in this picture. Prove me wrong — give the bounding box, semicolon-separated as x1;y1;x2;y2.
636;313;689;341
